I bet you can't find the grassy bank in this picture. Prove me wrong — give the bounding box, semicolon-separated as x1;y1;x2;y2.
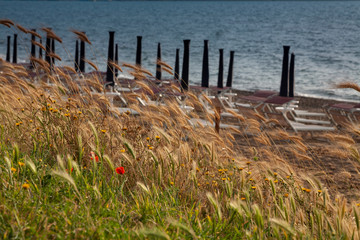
1;60;360;239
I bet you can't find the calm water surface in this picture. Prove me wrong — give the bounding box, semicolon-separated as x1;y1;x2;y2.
1;1;360;101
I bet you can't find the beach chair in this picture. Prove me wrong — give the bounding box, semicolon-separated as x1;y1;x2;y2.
326;103;360;128
234;90;278;110
264;110;336;134
259;95;334;128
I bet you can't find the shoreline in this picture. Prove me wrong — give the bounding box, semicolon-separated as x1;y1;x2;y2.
200;87;359;111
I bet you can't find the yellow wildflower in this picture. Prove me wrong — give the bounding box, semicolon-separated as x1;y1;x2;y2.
22;183;30;189
251;186;256;190
274;180;278;183
120;149;125;153
241;197;246;201
155;136;160;140
101;129;106;133
18;162;25;167
170;182;174;185
318;190;322;193
284;193;289;198
11;167;16;173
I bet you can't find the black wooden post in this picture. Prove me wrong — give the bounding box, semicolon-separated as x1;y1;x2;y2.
115;43;119;78
106;31;115;85
45;32;51;67
279;45;290;97
30;29;36;68
12;34;17;64
226;51;234;88
156;43;161;81
289;53;295;98
136;36;142;67
174;48;180;80
79;33;85;73
6;36;10;62
181;40;190;91
217;49;224;89
39;39;43;59
201;40;209;88
51;38;55;66
74;40;79;72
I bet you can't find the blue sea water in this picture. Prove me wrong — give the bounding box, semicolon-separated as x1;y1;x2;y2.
0;1;360;101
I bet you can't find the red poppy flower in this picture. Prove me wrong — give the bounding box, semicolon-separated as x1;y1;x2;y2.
116;167;125;175
90;151;99;162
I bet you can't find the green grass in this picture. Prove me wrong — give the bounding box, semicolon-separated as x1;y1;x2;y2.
0;56;359;239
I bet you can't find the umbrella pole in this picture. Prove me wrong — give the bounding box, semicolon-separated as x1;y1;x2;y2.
115;43;118;78
201;40;209;88
79;33;85;73
226;51;234;88
181;39;190;91
289;53;295;97
12;34;17;64
6;36;10;62
156;43;161;81
279;45;290;97
106;31;115;85
74;40;79;72
30;29;36;68
136;36;142;67
217;49;224;89
174;48;180;81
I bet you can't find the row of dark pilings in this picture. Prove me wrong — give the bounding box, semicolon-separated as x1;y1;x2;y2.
5;30;237;92
7;30;57;70
279;45;295;97
102;32;235;91
5;30;295;96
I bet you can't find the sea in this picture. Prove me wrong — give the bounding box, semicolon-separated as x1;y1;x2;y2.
1;1;360;102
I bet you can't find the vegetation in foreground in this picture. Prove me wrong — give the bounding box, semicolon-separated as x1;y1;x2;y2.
1;60;360;239
1;21;360;238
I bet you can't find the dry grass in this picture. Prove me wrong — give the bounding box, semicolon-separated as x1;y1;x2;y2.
1;24;360;239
